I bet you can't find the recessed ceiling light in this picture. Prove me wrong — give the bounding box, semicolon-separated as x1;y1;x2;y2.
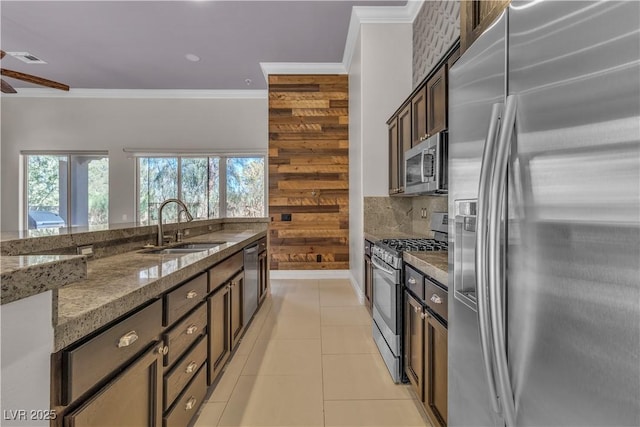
245;79;252;86
185;54;200;62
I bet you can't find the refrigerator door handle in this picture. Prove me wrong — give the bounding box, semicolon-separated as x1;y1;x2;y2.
476;102;504;416
488;94;518;427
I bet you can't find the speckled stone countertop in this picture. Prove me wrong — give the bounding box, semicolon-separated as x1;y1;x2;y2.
1;255;87;305
403;252;448;286
54;229;265;351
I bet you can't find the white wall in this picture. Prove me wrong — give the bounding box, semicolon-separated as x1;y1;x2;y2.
0;96;268;231
349;23;413;290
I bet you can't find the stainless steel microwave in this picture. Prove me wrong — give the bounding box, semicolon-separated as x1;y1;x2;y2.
404;131;448;195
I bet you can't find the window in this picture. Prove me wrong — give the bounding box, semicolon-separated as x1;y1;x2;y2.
23;152;109;229
137;155;264;225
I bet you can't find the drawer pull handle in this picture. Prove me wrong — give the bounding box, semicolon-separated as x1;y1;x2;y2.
186;325;198;335
117;331;139;348
430;294;443;304
408;277;416;285
186;290;198;299
186;361;198;373
413;305;420;313
156;344;169;355
420;312;427;320
185;397;197;411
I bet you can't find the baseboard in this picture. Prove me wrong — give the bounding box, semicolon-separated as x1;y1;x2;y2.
349;271;365;305
269;270;351;280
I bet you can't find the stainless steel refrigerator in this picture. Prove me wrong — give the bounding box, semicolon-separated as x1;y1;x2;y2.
448;1;640;426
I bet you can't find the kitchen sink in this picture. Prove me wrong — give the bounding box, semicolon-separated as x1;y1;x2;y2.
173;241;226;249
139;241;226;255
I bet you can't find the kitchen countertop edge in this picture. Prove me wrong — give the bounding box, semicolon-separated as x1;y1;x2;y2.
53;229;266;352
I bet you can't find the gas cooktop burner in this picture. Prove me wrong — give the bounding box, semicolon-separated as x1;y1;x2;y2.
380;238;448;252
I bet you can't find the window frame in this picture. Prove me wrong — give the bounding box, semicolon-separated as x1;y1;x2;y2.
21;150;109;230
135;153;266;224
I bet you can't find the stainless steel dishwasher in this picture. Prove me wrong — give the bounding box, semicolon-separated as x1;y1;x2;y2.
243;243;259;326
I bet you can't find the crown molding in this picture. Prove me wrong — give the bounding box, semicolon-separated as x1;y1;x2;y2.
342;0;423;72
1;88;268;99
259;62;347;85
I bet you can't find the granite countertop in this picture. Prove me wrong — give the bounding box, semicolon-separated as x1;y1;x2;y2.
403;252;448;286
1;255;88;305
54;229;265;351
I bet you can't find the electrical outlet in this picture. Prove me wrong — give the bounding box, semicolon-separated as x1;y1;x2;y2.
281;213;292;221
77;245;94;257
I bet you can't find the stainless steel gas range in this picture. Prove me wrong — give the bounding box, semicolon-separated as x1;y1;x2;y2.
371;213;448;383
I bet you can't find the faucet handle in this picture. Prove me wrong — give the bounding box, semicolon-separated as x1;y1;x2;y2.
163;234;174;244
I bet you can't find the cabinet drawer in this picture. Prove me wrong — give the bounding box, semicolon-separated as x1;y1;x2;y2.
208;251;243;293
163;335;207;411
164;272;208;326
425;278;448;322
164;303;207;368
62;299;162;405
163;366;207;427
405;265;425;300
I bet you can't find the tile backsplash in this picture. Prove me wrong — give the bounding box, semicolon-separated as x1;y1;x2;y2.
364;196;447;237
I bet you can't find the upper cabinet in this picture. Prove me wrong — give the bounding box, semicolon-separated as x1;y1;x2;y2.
387;42;459;196
460;0;510;54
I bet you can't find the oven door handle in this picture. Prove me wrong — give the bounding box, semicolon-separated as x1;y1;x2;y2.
371;256;397;276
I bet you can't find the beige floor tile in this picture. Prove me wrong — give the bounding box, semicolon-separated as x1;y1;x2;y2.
318;278;353;288
270;299;321;321
208;353;249;403
321;306;372;326
321;325;378;354
194;401;227;427
322;354;413;400
319;285;361;306
270;278;318;289
242;339;322;376
218;375;324;427
324;400;430;427
258;314;321;340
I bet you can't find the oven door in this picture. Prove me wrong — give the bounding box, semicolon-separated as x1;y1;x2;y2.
371;254;401;335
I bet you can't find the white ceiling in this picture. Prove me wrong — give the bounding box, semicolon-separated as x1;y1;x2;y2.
1;0;409;92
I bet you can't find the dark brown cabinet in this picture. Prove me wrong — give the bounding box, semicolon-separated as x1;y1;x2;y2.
404;292;424;400
258;239;269;305
388;103;411;195
426;66;447;136
63;343;163;427
460;0;510;54
425;314;448;426
364;240;373;314
208;282;231;384
411;87;427;146
388;117;400;194
230;270;245;349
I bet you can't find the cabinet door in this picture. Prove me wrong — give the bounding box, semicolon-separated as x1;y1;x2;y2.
424;315;448;427
258;250;268;304
411;87;427;147
64;343;163;427
403;293;424;401
230;270;245;349
364;255;373;314
460;0;510;54
388;117;399;194
208;284;231;385
397;103;412;193
426;66;447;136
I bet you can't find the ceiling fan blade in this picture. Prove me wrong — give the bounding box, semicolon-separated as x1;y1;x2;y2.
1;78;17;93
1;68;69;91
0;50;5;59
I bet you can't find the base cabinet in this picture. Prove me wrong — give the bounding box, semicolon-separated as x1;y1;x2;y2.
208;283;231;384
404;292;425;401
425;315;448;426
63;343;163;427
230;270;245;349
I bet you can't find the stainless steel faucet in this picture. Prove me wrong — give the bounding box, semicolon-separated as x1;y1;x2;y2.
157;199;194;246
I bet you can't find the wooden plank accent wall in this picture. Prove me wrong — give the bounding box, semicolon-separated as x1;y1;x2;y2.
268;75;349;270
